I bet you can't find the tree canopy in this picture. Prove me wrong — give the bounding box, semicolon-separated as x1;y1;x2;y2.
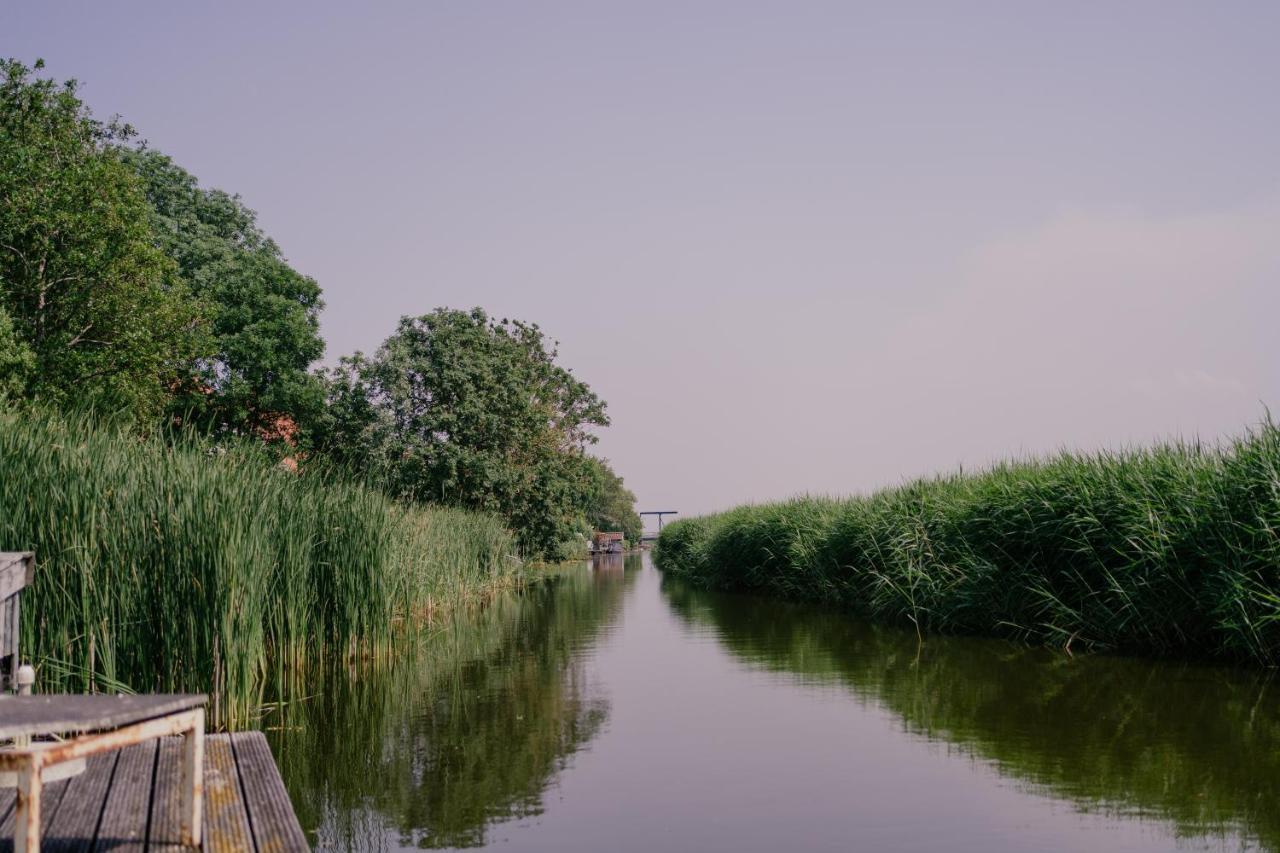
315;308;610;557
0;59;205;418
124;149;325;435
582;457;643;543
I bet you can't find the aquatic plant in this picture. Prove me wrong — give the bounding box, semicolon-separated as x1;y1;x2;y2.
654;418;1280;665
0;409;519;725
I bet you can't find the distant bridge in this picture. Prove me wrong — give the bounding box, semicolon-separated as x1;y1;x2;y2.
639;510;678;542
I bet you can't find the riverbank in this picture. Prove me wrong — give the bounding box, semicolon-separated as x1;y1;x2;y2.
0;410;521;725
654;419;1280;665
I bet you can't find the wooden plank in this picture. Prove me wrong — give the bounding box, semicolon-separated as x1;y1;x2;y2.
41;753;116;853
0;553;34;602
0;789;13;834
201;736;253;853
0;785;14;851
0;696;207;740
1;596;17;692
1;732;301;852
146;738;193;853
94;741;157;853
0;552;33;694
3;778;71;853
231;732;308;852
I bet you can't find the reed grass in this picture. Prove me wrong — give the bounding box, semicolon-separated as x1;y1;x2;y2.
654;418;1280;665
0;409;520;725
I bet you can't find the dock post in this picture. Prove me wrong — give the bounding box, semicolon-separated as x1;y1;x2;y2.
180;710;205;846
16;758;41;853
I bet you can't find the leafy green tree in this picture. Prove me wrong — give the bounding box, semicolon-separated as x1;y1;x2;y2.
582;457;642;543
0;59;206;419
0;303;34;397
123;148;325;435
315;308;609;557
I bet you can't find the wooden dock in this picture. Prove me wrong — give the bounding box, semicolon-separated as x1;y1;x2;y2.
0;733;307;852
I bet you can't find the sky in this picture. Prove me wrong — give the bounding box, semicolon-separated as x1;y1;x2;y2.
6;2;1280;524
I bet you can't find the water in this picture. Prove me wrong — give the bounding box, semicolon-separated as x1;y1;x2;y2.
270;553;1279;852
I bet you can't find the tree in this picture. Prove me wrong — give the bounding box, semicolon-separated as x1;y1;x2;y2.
315;308;609;557
0;59;205;419
582;457;642;543
0;303;34;397
123;148;325;435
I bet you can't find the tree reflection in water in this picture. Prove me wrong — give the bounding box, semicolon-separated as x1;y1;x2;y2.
268;554;638;850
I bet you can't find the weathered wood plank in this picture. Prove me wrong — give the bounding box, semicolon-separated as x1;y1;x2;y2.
94;740;157;853
0;553;33;694
146;737;194;853
0;695;207;740
0;779;70;853
1;596;18;692
0;788;14;852
231;732;308;852
202;736;253;853
0;790;13;837
0;554;34;602
0;733;304;852
41;752;117;853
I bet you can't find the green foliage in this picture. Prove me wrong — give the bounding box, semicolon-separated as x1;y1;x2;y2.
582;456;642;542
0;302;34;396
122;148;325;434
0;408;519;726
654;418;1280;665
313;307;609;558
0;59;206;420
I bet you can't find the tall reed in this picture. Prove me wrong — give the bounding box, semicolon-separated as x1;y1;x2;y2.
654;419;1280;665
0;409;520;725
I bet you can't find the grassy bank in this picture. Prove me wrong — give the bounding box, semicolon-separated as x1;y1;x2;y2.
654;419;1280;665
0;410;520;725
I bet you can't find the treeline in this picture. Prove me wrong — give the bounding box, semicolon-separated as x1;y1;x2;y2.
655;420;1280;666
0;58;639;558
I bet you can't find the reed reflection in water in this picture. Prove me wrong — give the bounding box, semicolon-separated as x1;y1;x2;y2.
264;555;1276;852
268;554;638;850
664;576;1280;851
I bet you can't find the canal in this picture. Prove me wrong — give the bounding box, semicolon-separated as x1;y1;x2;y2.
270;553;1279;851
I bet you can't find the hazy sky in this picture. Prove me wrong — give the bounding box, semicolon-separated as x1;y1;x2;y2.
7;2;1279;522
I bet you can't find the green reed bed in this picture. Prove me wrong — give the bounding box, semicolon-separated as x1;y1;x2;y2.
654;420;1280;665
0;410;520;725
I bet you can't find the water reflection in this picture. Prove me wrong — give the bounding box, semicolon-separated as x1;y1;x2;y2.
264;555;1279;852
269;554;639;850
662;576;1280;850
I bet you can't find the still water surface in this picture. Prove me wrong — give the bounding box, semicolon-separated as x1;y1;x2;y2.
270;553;1278;851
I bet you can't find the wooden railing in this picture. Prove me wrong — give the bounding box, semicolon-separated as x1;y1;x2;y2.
0;552;35;695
